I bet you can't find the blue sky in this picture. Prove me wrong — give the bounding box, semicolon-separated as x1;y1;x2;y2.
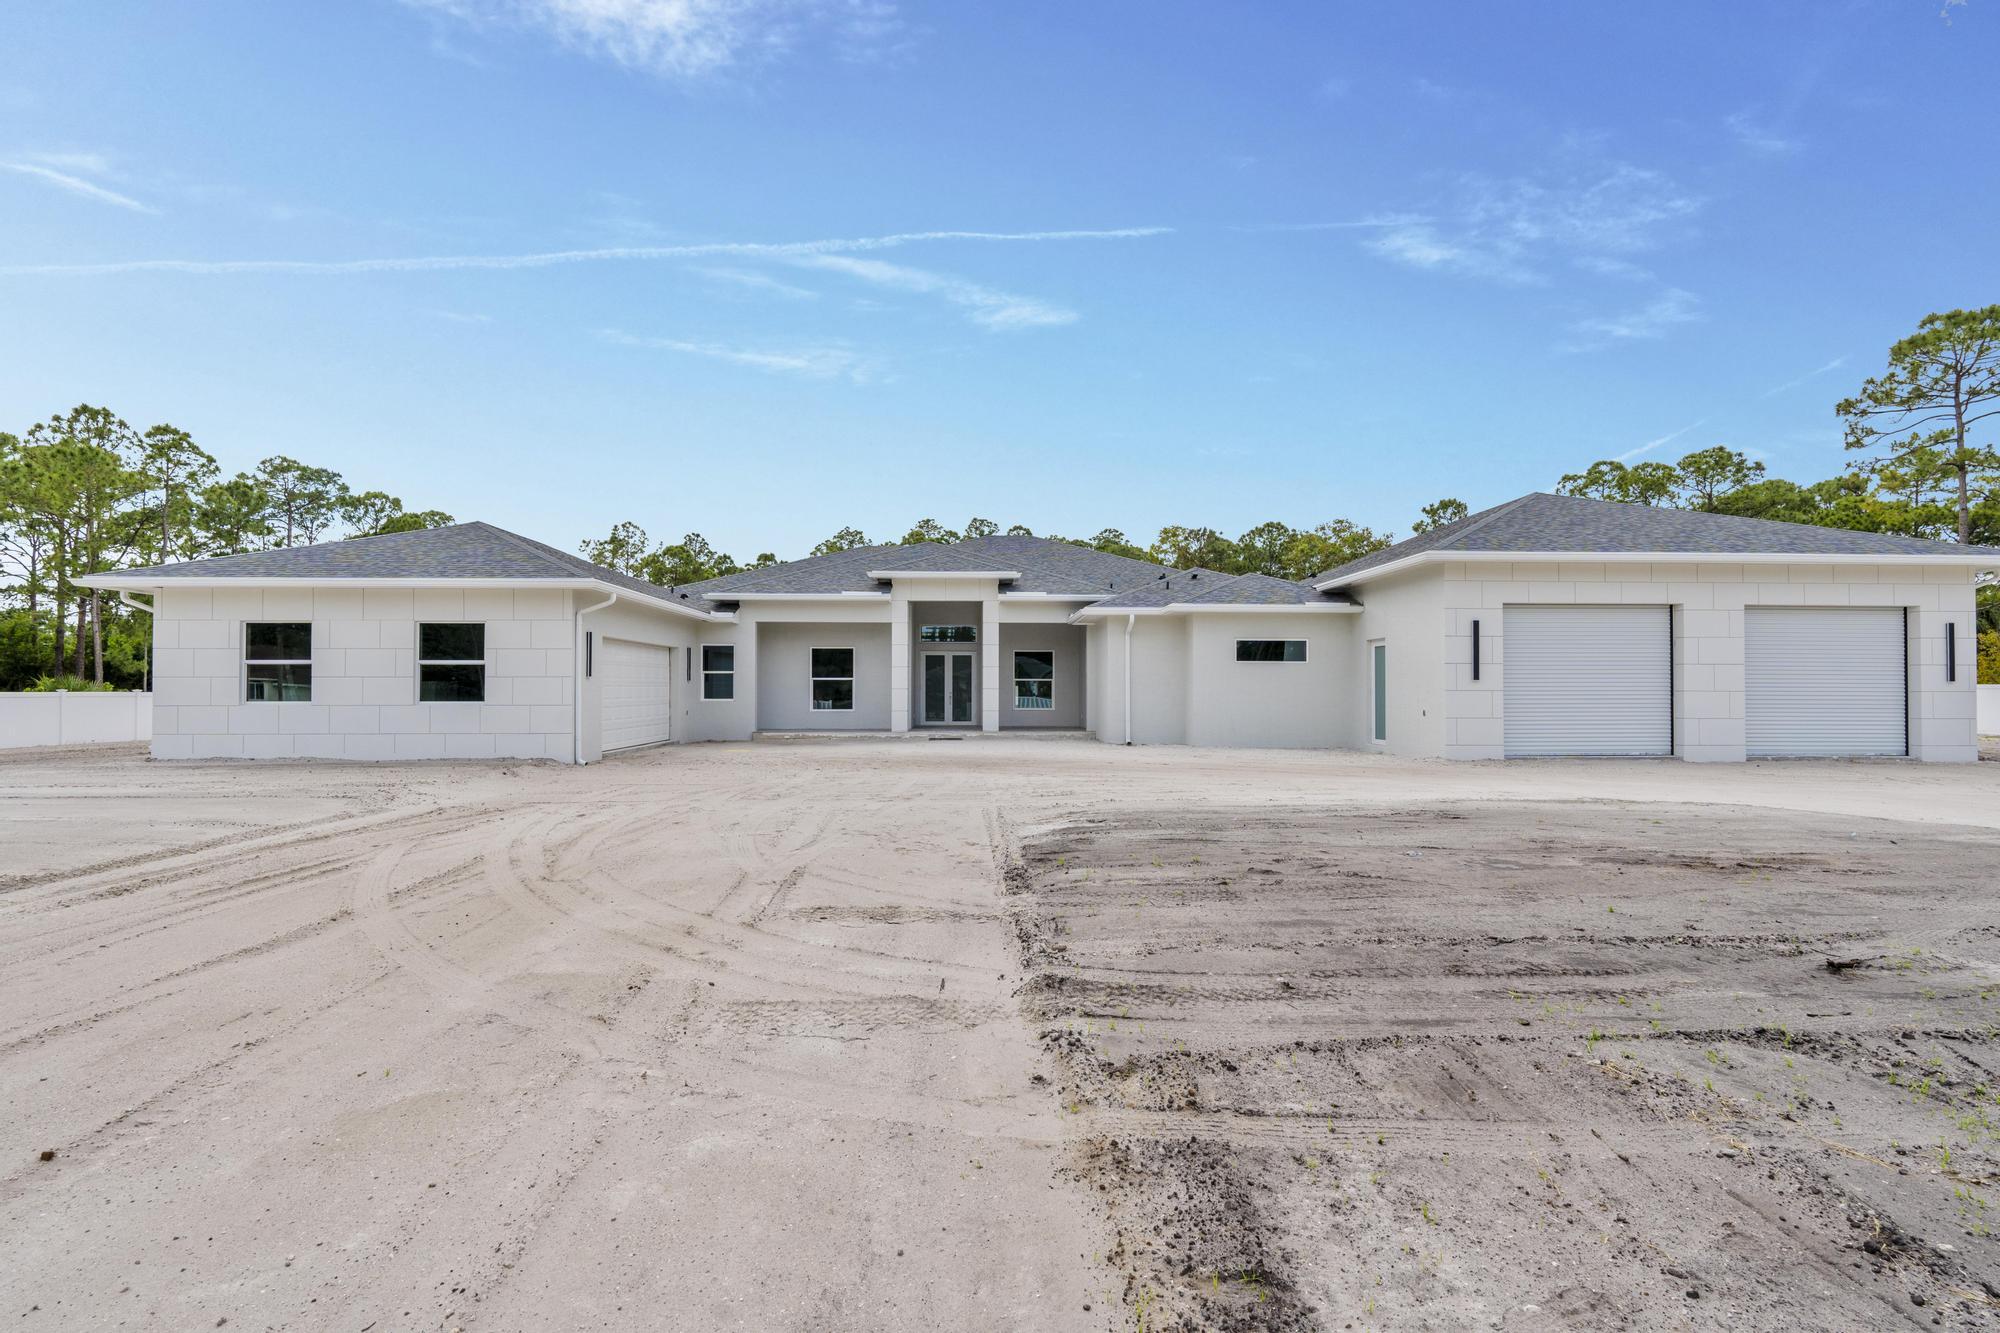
2;1;1994;559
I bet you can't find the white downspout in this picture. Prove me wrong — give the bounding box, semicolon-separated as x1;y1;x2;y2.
119;591;156;693
1122;614;1135;746
573;590;618;765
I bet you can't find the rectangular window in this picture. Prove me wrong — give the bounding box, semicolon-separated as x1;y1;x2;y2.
1372;642;1387;742
245;622;312;701
919;625;977;642
702;644;735;700
810;647;854;711
1235;639;1308;663
418;622;485;702
1013;650;1054;709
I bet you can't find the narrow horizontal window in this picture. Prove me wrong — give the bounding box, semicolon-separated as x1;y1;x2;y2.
702;644;735;701
919;625;977;642
245;622;312;701
1235;639;1307;663
418;622;485;702
1013;650;1054;709
810;647;854;711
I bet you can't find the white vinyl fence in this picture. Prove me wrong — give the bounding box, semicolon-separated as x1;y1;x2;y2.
1980;684;2000;738
0;691;153;750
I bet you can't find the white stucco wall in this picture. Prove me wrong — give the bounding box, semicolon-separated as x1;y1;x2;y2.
1348;568;1447;757
575;598;702;762
994;621;1086;729
150;585;586;761
755;621;893;730
1408;559;1983;762
1183;614;1350;748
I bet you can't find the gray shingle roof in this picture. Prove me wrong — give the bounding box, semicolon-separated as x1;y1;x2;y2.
83;521;716;612
1087;569;1355;610
681;534;1182;600
1313;492;2000;587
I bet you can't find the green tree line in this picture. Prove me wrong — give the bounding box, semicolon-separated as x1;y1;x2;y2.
9;309;1997;692
0;405;452;690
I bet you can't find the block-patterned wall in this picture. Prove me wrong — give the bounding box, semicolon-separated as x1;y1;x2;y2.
149;586;580;761
1437;560;1980;763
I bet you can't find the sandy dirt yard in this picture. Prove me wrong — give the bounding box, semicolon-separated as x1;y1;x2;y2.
2;739;1999;1331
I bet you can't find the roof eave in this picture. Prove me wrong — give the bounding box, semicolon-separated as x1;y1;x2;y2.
1311;547;2000;592
1071;601;1360;619
76;573;721;621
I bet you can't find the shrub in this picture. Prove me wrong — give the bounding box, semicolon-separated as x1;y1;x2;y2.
26;674;118;692
1980;630;2000;686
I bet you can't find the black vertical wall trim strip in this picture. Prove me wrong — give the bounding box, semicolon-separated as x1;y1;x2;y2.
1471;619;1480;680
1667;605;1675;756
1947;620;1956;682
585;631;593;678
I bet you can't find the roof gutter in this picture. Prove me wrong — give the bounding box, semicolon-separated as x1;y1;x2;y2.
1072;602;1360;619
573;590;617;765
1311;547;2000;592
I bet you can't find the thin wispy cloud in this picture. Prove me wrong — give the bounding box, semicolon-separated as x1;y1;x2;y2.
0;225;1170;277
1;160;157;214
1615;419;1704;462
692;264;819;299
1758;355;1847;398
1570;287;1701;345
1574;255;1652;282
405;0;914;80
1352;157;1701;286
792;253;1076;329
1726;109;1799;155
599;328;876;381
1230;216;1417;234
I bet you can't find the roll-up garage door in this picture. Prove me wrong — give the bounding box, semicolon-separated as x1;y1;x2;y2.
1503;605;1672;757
601;639;672;751
1745;607;1905;757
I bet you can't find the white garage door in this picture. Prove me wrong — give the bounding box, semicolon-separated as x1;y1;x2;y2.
1745;607;1905;757
601;638;672;751
1504;605;1671;757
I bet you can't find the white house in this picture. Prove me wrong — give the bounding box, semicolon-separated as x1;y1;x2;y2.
77;493;1998;764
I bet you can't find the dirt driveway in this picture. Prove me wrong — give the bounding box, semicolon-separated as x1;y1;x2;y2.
2;740;1998;1331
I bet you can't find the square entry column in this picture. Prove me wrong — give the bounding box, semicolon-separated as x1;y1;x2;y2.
981;594;1000;732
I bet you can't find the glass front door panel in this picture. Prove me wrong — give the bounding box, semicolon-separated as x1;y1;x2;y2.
923;655;948;722
922;652;974;724
951;654;973;723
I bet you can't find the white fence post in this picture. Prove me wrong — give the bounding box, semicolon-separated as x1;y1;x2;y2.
1979;684;2000;738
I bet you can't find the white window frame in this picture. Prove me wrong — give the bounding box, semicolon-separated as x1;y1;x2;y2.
809;645;855;712
1012;649;1055;710
243;621;313;702
701;644;735;701
416;622;487;702
918;624;978;643
1234;638;1309;663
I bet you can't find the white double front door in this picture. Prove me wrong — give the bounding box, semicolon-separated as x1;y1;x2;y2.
920;651;975;725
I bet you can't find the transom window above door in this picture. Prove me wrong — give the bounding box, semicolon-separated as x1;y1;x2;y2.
918;625;977;642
